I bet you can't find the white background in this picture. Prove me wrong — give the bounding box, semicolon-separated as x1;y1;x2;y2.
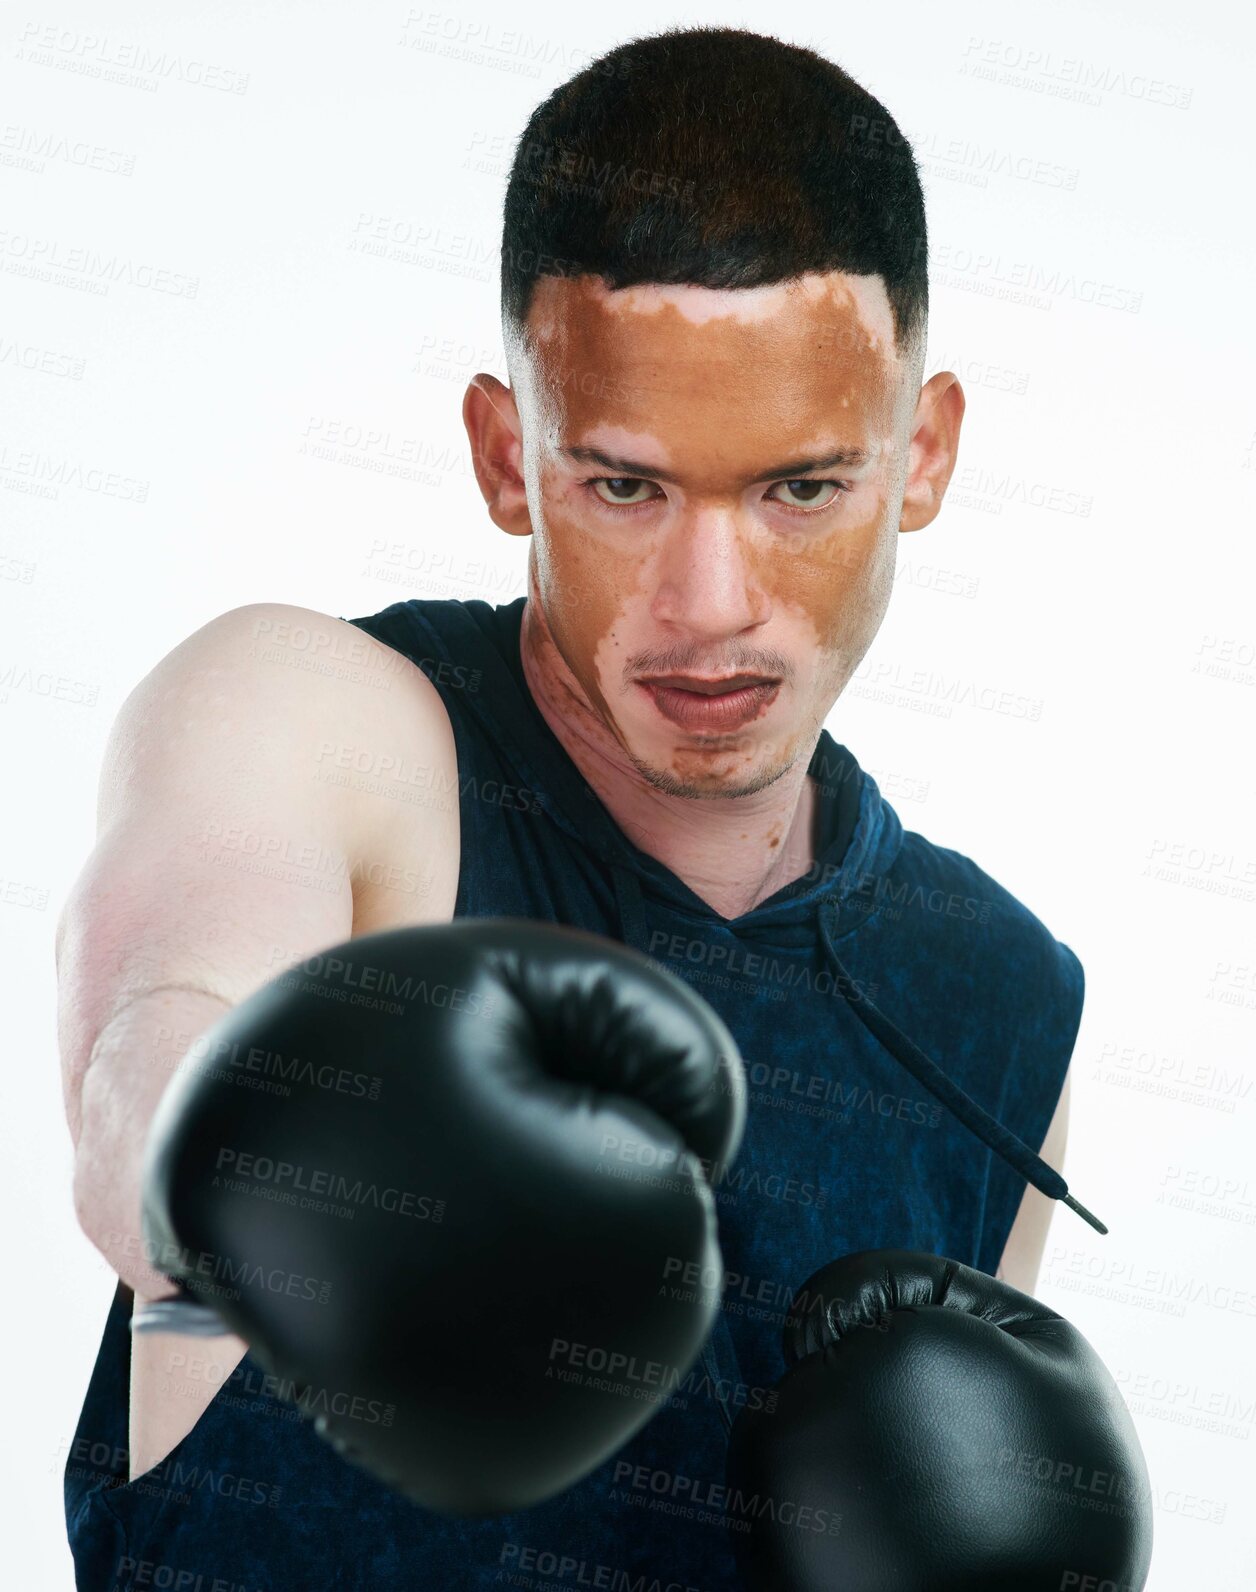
2;2;1254;1587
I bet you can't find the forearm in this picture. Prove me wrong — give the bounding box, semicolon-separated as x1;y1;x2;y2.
72;986;232;1299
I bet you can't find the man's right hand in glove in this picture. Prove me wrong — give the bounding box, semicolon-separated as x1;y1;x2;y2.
138;917;746;1515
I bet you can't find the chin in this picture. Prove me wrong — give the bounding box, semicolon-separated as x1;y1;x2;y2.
633;738;789;802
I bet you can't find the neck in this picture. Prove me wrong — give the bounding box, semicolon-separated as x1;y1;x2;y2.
518;582;821;921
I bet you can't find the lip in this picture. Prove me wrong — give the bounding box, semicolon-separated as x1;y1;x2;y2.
640;673;778;696
637;678;781;733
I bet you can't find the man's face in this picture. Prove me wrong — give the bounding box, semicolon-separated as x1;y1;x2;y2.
497;270;933;799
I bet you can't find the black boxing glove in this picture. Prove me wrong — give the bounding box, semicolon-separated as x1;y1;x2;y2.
726;1249;1153;1590
138;918;745;1514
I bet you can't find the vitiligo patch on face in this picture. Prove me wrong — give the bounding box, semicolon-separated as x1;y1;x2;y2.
509;268;910;810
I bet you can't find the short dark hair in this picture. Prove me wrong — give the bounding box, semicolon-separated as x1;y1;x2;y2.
501;26;928;367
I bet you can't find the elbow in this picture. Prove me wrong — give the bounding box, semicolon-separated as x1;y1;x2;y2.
71;1142;106;1252
71;1131;133;1275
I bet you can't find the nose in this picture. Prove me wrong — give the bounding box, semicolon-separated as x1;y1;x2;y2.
650;509;770;641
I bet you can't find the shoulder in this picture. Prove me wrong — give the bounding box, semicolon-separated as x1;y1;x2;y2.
161;600;460;870
346;594;517;664
174;600;456;738
202;602;463;930
110;601;414;747
897;828;1080;981
857;824;1085;1069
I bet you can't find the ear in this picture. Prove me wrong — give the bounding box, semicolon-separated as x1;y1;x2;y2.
899;371;966;534
463;374;533;537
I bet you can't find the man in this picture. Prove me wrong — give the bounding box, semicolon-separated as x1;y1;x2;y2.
60;25;1078;1590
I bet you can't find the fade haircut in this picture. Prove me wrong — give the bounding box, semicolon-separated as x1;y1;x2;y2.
501;25;928;370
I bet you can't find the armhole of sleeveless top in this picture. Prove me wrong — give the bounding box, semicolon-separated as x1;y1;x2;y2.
341;604;521;923
976;940;1085;1277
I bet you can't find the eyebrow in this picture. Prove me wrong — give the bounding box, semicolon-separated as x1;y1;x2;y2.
559;443;872;485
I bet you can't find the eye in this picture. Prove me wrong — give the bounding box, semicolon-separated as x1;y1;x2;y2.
766;479;853;512
587;476;661;508
581;475;854;515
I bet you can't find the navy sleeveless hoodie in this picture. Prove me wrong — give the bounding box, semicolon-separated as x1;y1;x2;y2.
65;594;1084;1591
